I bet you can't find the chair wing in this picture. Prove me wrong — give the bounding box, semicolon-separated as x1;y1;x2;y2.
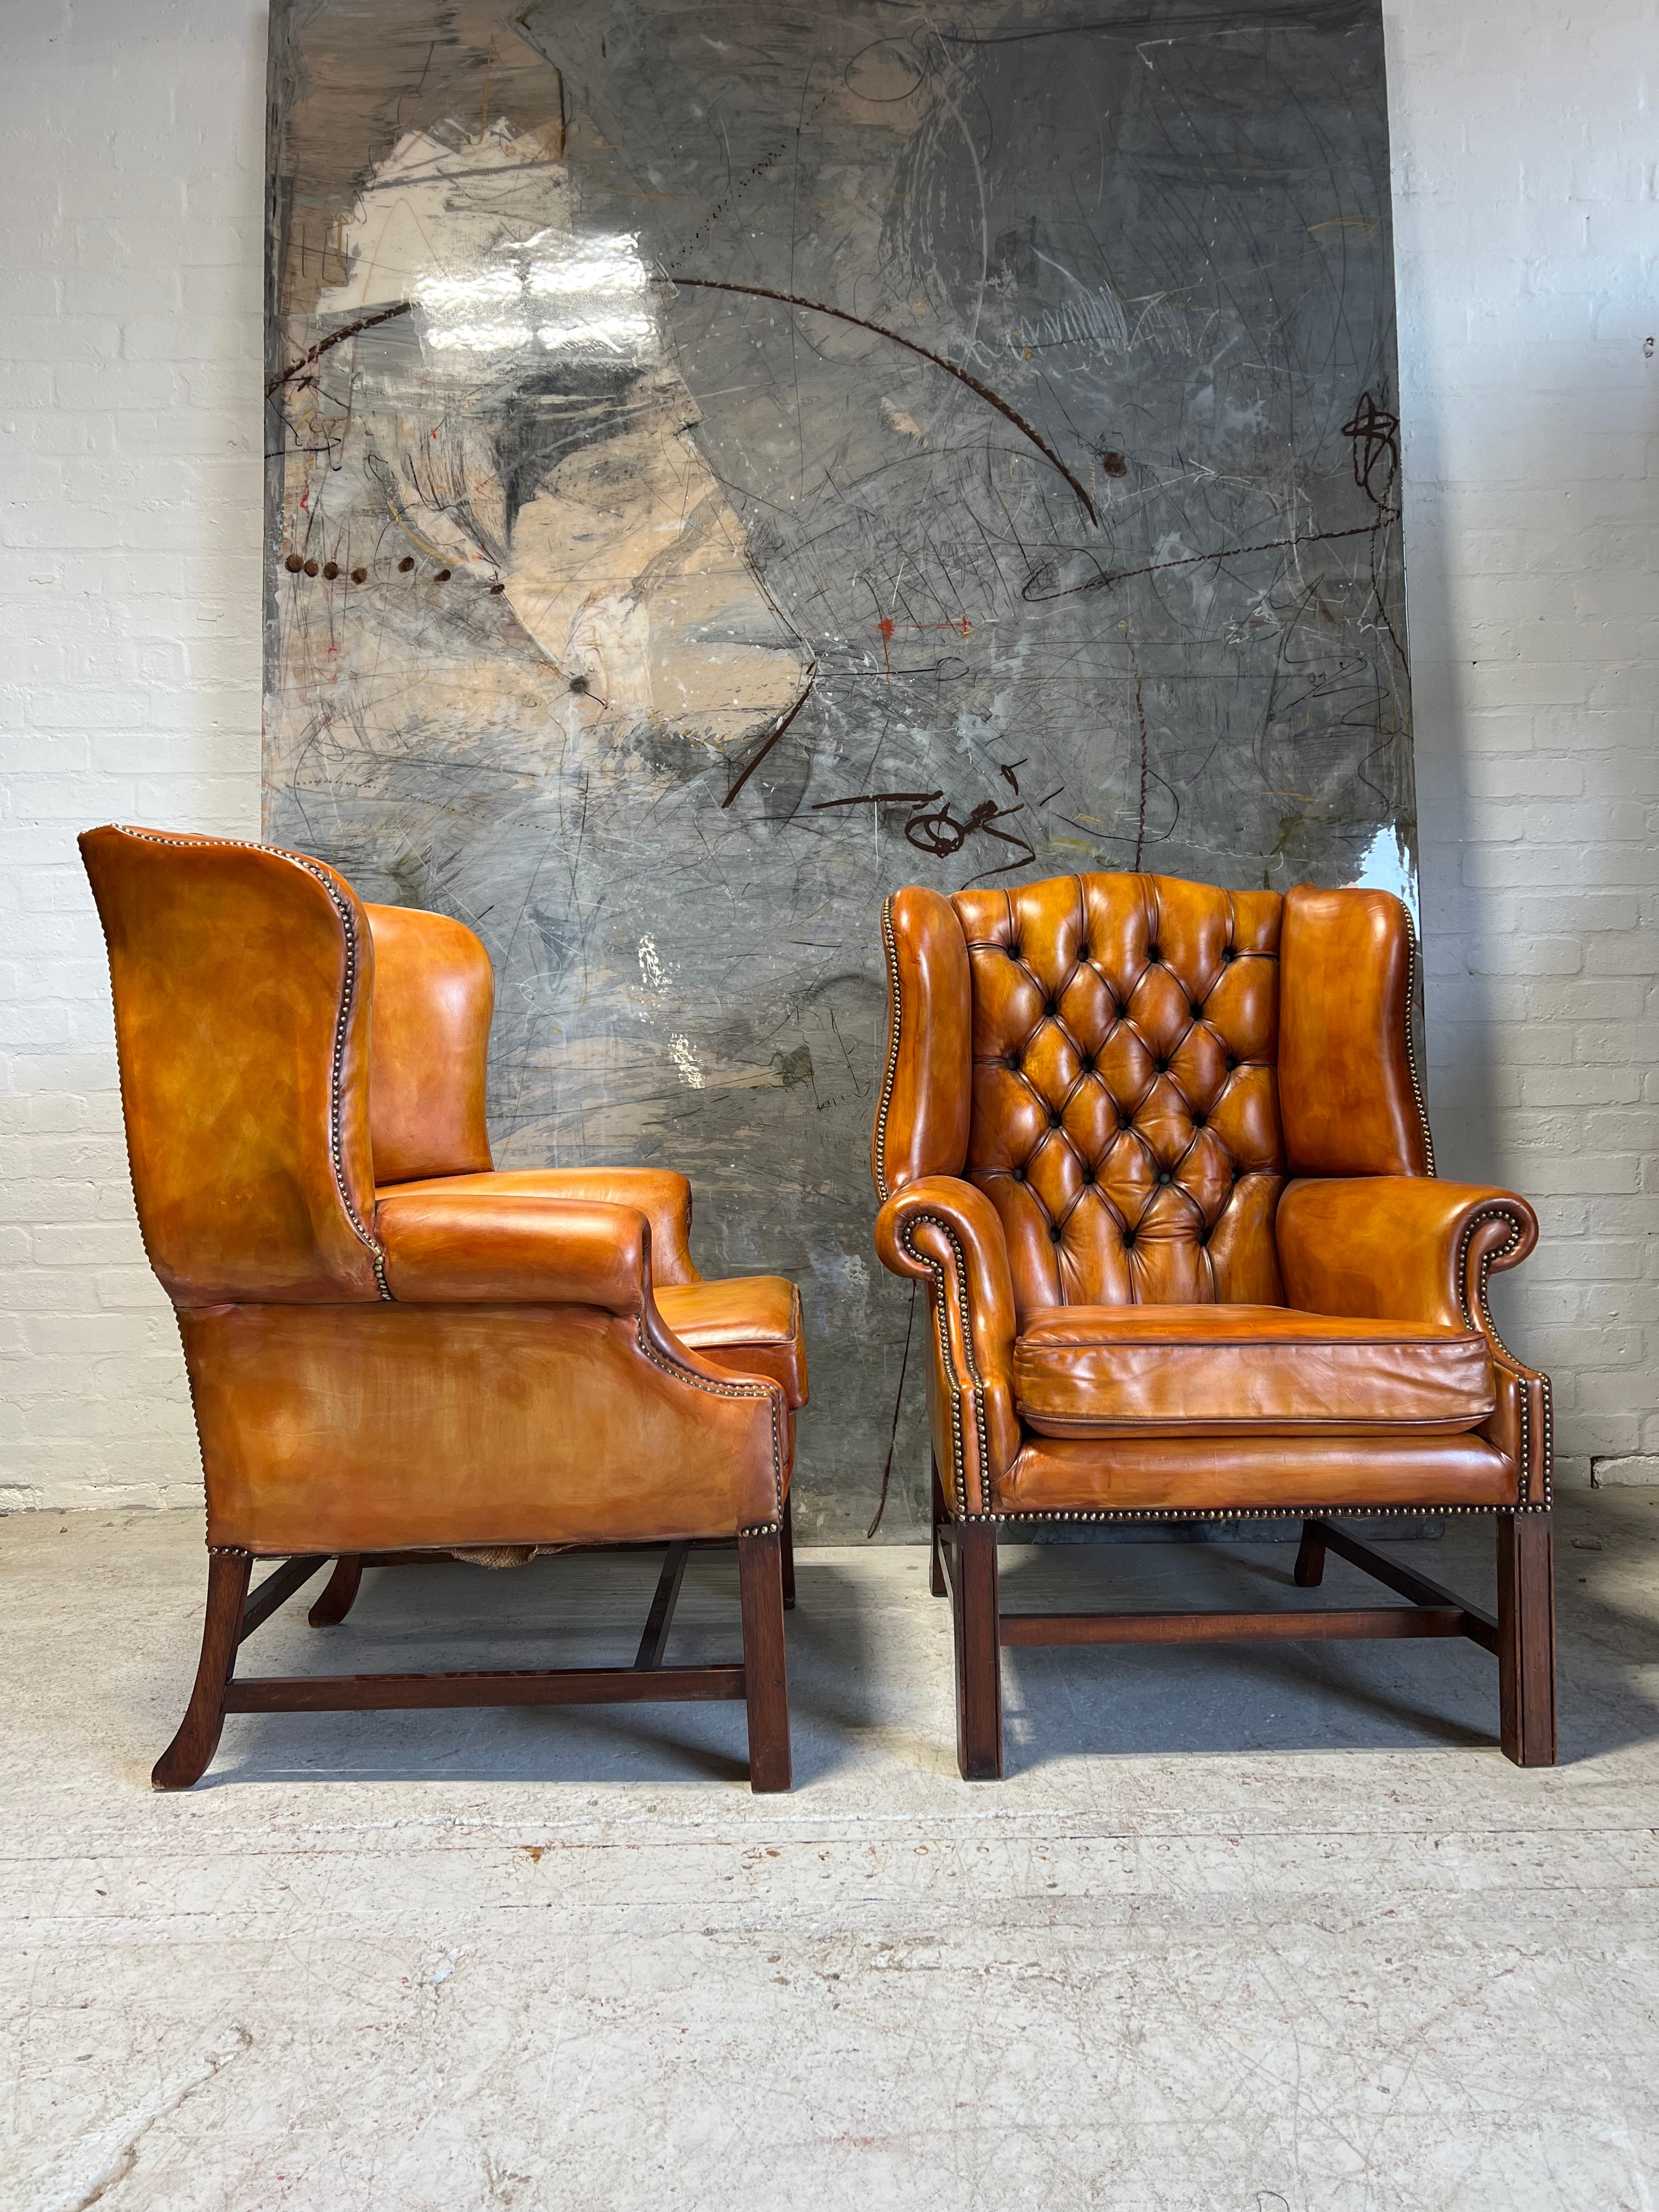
364;901;494;1186
80;823;383;1305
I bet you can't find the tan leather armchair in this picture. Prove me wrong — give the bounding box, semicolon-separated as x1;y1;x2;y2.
872;871;1554;1778
82;825;808;1791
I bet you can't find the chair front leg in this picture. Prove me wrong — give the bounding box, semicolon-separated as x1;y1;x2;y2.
952;1517;1003;1780
737;1527;792;1792
153;1549;251;1790
1498;1510;1557;1766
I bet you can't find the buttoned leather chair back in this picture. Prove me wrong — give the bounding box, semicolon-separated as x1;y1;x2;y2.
874;872;1431;1321
873;865;1556;1778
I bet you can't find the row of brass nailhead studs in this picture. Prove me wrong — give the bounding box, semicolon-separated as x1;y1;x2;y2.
631;1316;786;1527
875;882;1539;1519
872;896;904;1205
1460;1205;1553;1511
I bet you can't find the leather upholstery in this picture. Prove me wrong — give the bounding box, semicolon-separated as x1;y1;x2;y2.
872;885;971;1200
1013;1305;1495;1437
951;871;1285;1316
996;1432;1520;1515
182;1302;785;1551
873;1173;1020;1515
80;825;384;1306
1279;887;1432;1176
1277;1175;1549;1505
657;1277;809;1408
1276;1176;1537;1331
378;1193;654;1310
81;825;806;1552
380;1169;702;1289
365;903;494;1185
871;868;1550;1519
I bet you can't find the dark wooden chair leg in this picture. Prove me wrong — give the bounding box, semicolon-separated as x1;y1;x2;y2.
1498;1510;1557;1766
153;1550;252;1790
780;1492;796;1612
308;1555;364;1627
951;1516;1003;1780
1293;1519;1327;1588
737;1527;792;1792
930;1454;949;1597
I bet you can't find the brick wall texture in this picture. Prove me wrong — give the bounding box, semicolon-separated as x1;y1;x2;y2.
2;0;1655;1507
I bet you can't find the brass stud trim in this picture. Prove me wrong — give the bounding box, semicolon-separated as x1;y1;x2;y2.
631;1318;787;1526
872;893;903;1205
900;1210;994;1516
1403;906;1437;1177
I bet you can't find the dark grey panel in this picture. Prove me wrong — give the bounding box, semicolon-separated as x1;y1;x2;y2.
264;0;1414;1539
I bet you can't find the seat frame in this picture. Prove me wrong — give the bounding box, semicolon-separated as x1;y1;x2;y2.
154;1498;795;1792
929;1458;1555;1775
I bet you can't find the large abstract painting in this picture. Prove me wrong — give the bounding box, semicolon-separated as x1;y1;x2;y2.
264;0;1414;1537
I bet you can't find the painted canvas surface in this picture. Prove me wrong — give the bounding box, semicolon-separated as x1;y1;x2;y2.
264;0;1414;1536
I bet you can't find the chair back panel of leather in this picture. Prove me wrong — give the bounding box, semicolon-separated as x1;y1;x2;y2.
364;904;494;1185
951;872;1286;1314
80;825;384;1306
872;884;972;1198
1279;884;1432;1177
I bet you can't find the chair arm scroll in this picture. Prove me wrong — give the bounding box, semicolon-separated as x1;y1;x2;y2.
874;1175;1020;1514
1276;1176;1538;1339
1277;1176;1550;1504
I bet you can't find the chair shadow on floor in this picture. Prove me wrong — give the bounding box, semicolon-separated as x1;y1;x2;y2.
150;1498;1659;1788
990;1501;1659;1773
200;1544;871;1792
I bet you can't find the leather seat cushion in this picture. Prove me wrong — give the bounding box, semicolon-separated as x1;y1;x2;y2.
657;1277;808;1408
1013;1303;1494;1437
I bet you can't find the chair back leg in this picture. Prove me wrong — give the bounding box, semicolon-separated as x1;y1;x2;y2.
1293;1520;1328;1587
737;1528;792;1792
308;1555;364;1626
952;1517;1003;1780
930;1453;950;1597
153;1550;251;1790
779;1494;796;1612
1498;1510;1557;1766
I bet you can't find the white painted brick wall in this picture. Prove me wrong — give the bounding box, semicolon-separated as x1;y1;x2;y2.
2;0;1654;1508
1389;0;1659;1487
1;0;265;1508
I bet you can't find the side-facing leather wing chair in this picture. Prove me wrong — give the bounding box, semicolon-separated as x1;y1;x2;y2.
81;825;808;1791
872;871;1554;1778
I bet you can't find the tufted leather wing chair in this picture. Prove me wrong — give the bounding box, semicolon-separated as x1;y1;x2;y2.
81;825;807;1791
872;871;1554;1778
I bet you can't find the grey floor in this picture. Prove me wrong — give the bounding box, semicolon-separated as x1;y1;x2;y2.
4;1492;1657;2211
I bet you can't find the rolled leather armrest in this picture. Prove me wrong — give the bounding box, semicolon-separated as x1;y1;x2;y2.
377;1192;652;1310
873;1174;1020;1514
1276;1176;1538;1334
503;1167;699;1285
383;1167;699;1285
1277;1176;1550;1506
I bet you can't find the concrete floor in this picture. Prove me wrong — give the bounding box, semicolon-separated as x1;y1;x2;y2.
3;1495;1657;2211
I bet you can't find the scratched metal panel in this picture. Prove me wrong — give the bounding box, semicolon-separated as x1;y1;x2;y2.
264;0;1414;1539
